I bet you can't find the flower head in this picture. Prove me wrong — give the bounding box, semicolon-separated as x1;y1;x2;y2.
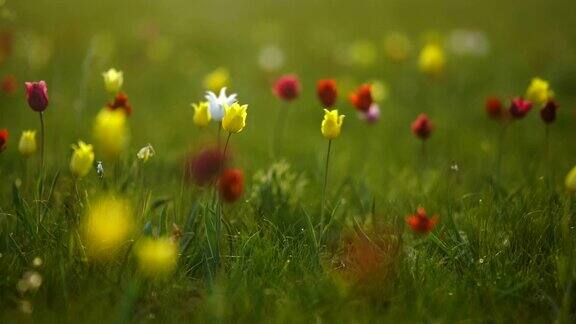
349;84;373;112
219;168;244;203
0;129;8;153
360;104;380;124
273;74;301;101
418;44;445;77
18;130;37;157
70;141;95;178
137;143;155;162
540;99;559;124
84;196;133;260
135;237;178;278
222;102;247;133
185;147;228;186
509;97;533;119
526;77;553;107
102;68;123;94
406;207;438;234
321;109;345;140
411;113;433;140
203;67;229;92
205;87;237;121
107;92;132;116
192;101;211;127
93;108;128;159
485;96;504;120
24;81;48;112
317;79;337;108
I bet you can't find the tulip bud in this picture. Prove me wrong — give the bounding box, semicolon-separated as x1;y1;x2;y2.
273;74;301;101
93;109;128;159
540;99;559;124
107;92;132;116
418;44;445;77
321;109;345;140
406;207;438;234
219;168;244;203
18;130;37;157
509;97;533;119
0;129;8;153
411;113;433;140
102;68;123;94
24;81;48;112
192;101;211;127
222;102;248;133
137;143;155;163
70;141;95;178
317;79;337;108
349;84;373;112
485;96;504;120
525;77;553;107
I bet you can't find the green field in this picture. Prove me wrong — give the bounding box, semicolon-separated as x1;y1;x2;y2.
1;0;576;322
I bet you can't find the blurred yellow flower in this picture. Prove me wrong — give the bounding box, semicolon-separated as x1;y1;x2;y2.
526;77;553;107
418;44;445;77
321;109;345;140
222;102;247;133
370;80;389;102
102;68;123;94
135;237;178;278
84;196;133;260
93;109;128;159
203;67;229;92
384;32;412;62
70;141;94;178
192;101;211;127
565;166;576;192
18;130;36;157
348;40;377;68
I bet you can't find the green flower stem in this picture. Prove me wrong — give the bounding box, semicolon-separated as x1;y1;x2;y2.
320;139;332;229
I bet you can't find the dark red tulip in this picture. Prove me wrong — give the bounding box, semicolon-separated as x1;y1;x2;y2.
24;81;49;112
317;79;337;107
0;129;8;153
273;74;301;101
509;97;532;119
485;96;504;120
411;113;433;140
349;84;372;112
540;99;559;124
406;207;437;234
185;147;228;186
1;74;17;95
107;92;133;116
219;168;244;203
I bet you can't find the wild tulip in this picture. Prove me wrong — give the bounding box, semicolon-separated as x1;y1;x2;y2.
70;141;95;178
102;68;123;94
349;84;373;112
18;130;37;157
406;207;438;234
192;101;211;127
203;67;229;92
526;77;553;107
107;92;132;116
137;143;155;163
418;43;445;77
273;74;300;101
222;102;247;134
93;108;128;159
0;129;8;153
135;237;178;278
485;96;505;120
205;87;237;122
540;99;559;124
24;81;48;112
185;147;228;186
509;97;532;119
317;79;337;107
411;113;433;140
321;109;345;140
219;168;244;203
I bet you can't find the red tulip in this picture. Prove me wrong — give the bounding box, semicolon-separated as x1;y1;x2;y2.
273;74;300;101
540;99;559;124
509;97;532;119
317;79;337;107
411;113;433;140
185;147;228;186
0;129;8;153
107;92;133;116
24;81;49;112
485;96;504;120
1;74;17;95
219;168;244;203
406;207;437;234
349;84;372;112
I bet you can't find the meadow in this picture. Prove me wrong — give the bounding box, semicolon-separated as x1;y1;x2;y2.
1;0;576;322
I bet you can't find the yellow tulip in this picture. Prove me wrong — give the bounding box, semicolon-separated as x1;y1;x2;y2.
93;108;128;159
102;68;124;94
192;101;211;127
18;130;37;157
203;67;229;92
526;77;553;107
135;237;178;278
84;196;133;260
70;141;95;178
418;43;445;77
321;109;345;140
222;102;247;133
565;166;576;192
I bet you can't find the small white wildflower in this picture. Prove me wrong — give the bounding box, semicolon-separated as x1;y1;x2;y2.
137;143;156;163
96;161;104;179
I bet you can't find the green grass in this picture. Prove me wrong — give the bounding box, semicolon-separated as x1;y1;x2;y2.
1;0;576;322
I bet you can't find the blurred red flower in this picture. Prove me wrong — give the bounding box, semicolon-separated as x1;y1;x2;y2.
273;74;301;101
0;129;8;153
219;168;244;203
1;74;17;96
349;84;372;112
540;99;559;124
509;97;532;119
107;92;133;116
24;81;49;112
406;207;437;234
485;96;504;120
411;113;433;140
185;147;228;186
317;79;337;107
